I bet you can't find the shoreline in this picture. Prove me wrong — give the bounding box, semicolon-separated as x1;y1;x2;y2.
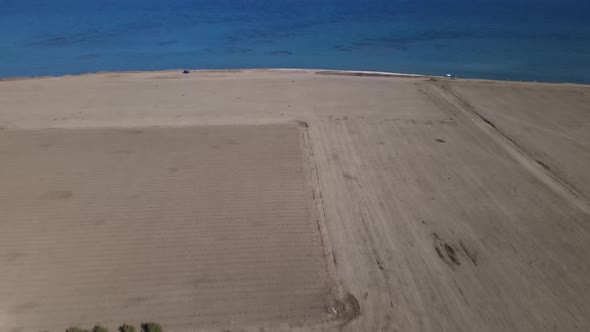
1;68;588;87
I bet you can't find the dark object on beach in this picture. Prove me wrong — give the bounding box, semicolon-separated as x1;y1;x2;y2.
141;322;163;332
182;70;190;74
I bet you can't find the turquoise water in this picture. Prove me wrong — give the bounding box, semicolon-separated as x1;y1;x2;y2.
1;0;589;83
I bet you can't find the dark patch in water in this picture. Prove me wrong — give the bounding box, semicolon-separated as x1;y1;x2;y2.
77;53;98;60
338;29;491;52
48;36;67;45
272;50;292;55
256;39;274;44
225;47;253;54
158;40;178;46
25;29;117;47
334;45;354;52
549;31;588;41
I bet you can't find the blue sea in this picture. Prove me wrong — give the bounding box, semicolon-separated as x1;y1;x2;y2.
1;0;589;83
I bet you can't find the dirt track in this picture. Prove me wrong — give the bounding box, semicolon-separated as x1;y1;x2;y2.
1;69;589;331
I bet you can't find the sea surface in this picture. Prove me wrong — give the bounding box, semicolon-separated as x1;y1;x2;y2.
1;0;590;83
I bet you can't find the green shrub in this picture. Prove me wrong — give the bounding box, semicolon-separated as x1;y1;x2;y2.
66;328;88;332
92;325;109;332
141;322;162;332
118;324;136;332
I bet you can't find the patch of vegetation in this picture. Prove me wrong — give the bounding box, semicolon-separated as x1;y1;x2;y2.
62;322;160;332
141;322;162;332
118;324;136;332
66;328;89;332
92;325;109;332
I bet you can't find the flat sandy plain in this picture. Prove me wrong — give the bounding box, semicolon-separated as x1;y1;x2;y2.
0;69;589;331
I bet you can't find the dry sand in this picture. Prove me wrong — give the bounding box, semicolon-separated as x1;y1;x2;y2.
0;69;589;331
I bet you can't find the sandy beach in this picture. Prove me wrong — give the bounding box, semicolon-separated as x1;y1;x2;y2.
1;69;589;331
